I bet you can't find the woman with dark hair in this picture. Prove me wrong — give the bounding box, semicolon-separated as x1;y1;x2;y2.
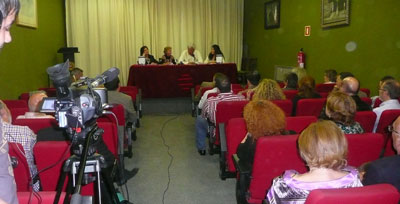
204;44;225;64
291;76;321;115
139;46;158;65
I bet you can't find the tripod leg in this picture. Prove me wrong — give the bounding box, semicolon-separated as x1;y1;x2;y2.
63;176;74;204
101;168;121;204
53;169;67;204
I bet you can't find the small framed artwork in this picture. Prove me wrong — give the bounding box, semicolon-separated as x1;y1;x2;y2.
264;0;280;29
321;0;350;28
17;0;38;28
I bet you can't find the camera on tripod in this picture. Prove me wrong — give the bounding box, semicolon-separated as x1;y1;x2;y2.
43;60;124;204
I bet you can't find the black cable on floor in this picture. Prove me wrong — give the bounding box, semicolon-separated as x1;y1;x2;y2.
160;115;179;204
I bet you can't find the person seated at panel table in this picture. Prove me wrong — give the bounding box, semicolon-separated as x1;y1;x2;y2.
139;45;158;65
204;44;225;64
159;46;176;65
238;70;261;100
323;69;337;84
291;76;321;116
265;120;363;204
282;72;298;91
252;79;286;101
325;91;364;134
17;91;55;119
70;67;84;82
178;44;203;64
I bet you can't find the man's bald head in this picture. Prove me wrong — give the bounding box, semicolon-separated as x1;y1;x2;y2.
340;77;359;96
392;116;400;154
28;92;47;112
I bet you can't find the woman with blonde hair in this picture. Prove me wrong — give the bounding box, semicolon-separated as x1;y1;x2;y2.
326;91;364;134
265;120;363;203
252;79;285;101
160;46;176;64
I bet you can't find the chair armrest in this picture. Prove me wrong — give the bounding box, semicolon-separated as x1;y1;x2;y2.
233;154;251;175
219;123;227;152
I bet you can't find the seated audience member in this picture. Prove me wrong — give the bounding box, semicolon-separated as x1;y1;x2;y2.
265;120;363;203
204;44;225;64
323;69;337;84
372;79;400;132
335;72;368;98
238;70;261;99
237;100;292;169
178;44;203;64
17;91;54;119
252;79;286;101
325;92;364;134
104;77;137;125
195;75;245;155
0;100;40;191
70;67;83;82
139;45;158;65
371;75;395;107
292;76;321;116
282;72;298;91
197;73;225;109
362;116;400;191
160;46;176;65
291;67;307;82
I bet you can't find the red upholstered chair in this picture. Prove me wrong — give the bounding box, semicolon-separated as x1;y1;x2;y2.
283;90;298;100
286;116;317;133
9;143;32;192
34;141;71;191
373;98;383;108
234;133;384;204
19;92;30;103
318;92;329;98
361;97;372;107
355;111;377;133
9;107;29;124
305;184;400;204
13;118;58;134
2;99;28;109
98;121;119;158
272;100;292;116
295;98;327;117
315;83;335;93
278;82;285;88
38;88;57;97
18;191;66;204
359;88;371;97
119;85;141;118
375;109;400;156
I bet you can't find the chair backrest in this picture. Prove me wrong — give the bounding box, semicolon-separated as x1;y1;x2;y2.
359;88;371;97
194;85;213;97
296;98;327;117
272;100;293;116
278;82;285;88
373;98;383;108
226;118;248;172
283;90;298;100
98;121;119;158
286;116;317;133
2;99;28;109
231;83;243;90
375;109;400;156
361;97;372;107
119;86;138;101
305;184;400;204
318;92;329;98
9;107;29;123
207;92;219;99
34;141;71;191
315;83;335;93
355;111;377;133
247;133;385;203
97;104;125;126
13;118;58;134
9;143;31;192
19;93;30;103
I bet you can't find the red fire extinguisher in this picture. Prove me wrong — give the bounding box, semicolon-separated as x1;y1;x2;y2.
297;48;305;68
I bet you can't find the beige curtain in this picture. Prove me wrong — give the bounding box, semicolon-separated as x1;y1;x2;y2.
65;0;244;85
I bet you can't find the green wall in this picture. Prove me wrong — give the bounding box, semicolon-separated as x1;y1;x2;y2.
244;0;400;95
0;0;66;99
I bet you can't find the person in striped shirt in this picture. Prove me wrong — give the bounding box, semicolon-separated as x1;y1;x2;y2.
195;75;245;155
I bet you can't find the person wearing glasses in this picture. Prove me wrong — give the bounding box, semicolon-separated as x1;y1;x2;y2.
362;116;400;191
372;79;400;132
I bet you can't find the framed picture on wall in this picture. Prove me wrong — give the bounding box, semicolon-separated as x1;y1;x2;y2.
264;0;280;29
321;0;350;28
17;0;38;28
